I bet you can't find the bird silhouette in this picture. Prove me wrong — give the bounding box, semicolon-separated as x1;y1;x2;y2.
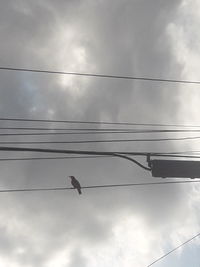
69;176;82;194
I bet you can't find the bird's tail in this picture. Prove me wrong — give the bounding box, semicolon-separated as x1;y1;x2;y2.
77;188;82;194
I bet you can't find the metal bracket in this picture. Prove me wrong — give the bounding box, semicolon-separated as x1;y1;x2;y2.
147;153;152;169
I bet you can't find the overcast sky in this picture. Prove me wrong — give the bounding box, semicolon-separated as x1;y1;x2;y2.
0;0;200;266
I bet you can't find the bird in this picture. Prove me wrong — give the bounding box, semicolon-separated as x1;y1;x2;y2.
68;176;82;194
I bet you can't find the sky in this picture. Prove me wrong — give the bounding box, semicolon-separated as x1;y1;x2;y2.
0;0;200;266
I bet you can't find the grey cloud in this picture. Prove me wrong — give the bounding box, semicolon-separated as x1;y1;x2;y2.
0;0;195;266
68;248;88;267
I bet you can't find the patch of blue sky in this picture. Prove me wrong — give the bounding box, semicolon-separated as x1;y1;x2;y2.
150;241;200;267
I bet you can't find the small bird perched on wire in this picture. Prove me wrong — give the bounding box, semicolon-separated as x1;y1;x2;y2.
68;176;82;195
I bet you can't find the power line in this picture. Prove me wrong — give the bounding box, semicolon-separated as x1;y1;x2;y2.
0;66;200;85
1;146;200;163
1;151;200;162
0;155;111;161
2;129;200;136
152;153;200;159
0;127;182;131
0;136;200;144
158;150;200;155
147;232;200;267
0;127;164;132
0;117;200;127
0;145;198;158
0;153;200;162
0;146;151;170
0;127;139;131
0;180;200;193
0;146;200;160
0;131;146;136
0;147;158;156
1;146;200;170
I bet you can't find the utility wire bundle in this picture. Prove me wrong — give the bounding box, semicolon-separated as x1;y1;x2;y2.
0;117;200;149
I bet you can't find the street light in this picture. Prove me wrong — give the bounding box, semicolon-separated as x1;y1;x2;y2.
150;159;200;178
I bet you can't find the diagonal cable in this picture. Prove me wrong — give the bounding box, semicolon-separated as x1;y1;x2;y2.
0;66;200;85
147;232;200;267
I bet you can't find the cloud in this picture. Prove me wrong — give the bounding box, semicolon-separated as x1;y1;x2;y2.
0;0;199;266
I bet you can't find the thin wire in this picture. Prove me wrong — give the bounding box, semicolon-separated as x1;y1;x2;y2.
158;150;200;155
2;129;200;136
0;155;111;161
0;127;137;131
2;146;200;170
0;136;200;144
0;147;159;156
1;152;200;161
147;232;200;267
0;146;151;170
0;153;200;161
1;145;200;161
1;66;200;85
152;153;200;159
0;146;199;159
0;117;200;127
0;180;200;193
0;131;144;136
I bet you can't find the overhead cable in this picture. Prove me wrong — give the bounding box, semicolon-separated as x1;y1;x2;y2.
147;232;200;267
0;146;200;160
1;152;200;161
0;154;200;162
0;136;200;144
0;146;151;170
0;155;111;161
152;153;200;159
1;146;200;163
0;180;200;193
0;66;200;85
2;129;200;136
0;117;200;127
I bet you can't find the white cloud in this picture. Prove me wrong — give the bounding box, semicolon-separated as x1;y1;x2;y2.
1;0;200;266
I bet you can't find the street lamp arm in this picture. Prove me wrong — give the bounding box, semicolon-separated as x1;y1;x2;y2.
0;146;151;171
113;153;151;171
